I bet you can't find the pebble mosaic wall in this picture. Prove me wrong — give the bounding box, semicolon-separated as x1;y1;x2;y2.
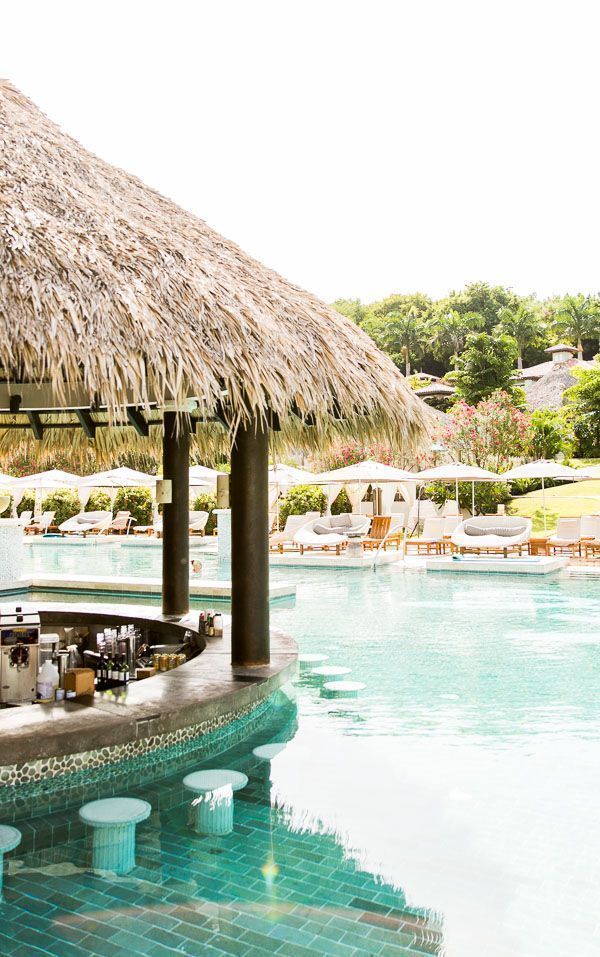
0;692;277;819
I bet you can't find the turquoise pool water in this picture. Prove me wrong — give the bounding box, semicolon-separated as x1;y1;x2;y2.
5;547;600;956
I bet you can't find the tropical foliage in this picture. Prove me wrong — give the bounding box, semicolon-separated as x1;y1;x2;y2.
278;485;327;527
192;493;218;534
331;282;600;380
564;360;600;455
112;488;153;526
41;489;81;526
454;333;518;405
441;391;531;472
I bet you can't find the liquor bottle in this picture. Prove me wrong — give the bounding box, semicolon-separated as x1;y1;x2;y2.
120;655;129;685
106;656;114;686
98;655;106;689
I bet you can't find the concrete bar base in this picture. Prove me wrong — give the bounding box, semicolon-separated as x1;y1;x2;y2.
79;797;151;875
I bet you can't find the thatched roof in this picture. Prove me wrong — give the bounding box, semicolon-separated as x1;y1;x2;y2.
527;364;577;410
0;80;428;453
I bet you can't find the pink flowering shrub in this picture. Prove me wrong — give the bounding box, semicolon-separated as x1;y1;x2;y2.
317;442;403;470
442;390;532;472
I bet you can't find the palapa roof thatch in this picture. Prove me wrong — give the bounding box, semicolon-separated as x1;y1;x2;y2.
0;80;429;455
526;364;577;411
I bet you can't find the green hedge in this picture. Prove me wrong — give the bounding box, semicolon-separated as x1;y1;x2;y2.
331;488;352;515
41;489;81;526
17;492;35;517
113;488;153;526
425;480;512;516
279;485;327;527
192;493;217;534
86;490;112;513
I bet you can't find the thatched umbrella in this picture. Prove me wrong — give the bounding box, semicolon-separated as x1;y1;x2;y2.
0;80;429;663
0;80;427;450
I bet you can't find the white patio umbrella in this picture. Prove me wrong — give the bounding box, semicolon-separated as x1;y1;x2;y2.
309;460;419;514
501;459;583;532
268;464;315;526
189;465;227;489
415;463;501;517
12;469;82;516
78;467;158;508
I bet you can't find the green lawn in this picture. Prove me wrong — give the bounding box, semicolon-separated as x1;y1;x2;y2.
510;478;600;532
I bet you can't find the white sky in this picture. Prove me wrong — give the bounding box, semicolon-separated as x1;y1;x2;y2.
2;0;599;304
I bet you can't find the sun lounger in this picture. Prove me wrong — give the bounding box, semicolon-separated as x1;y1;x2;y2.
104;510;133;535
547;518;582;557
25;510;55;534
59;511;112;537
133;518;163;537
582;516;600;558
451;516;532;556
269;514;317;552
189;511;209;536
294;514;369;556
405;517;446;554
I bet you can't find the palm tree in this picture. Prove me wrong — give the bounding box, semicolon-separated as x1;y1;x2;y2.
496;304;540;370
552;294;599;359
428;309;482;370
362;308;424;376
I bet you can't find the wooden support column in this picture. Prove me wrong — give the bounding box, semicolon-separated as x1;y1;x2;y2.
230;419;270;666
162;411;190;617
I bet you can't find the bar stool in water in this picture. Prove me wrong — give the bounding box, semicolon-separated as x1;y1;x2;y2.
79;798;151;875
183;770;248;835
0;826;21;899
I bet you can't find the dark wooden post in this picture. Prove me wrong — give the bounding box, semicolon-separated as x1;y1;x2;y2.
230;419;270;665
162;411;190;617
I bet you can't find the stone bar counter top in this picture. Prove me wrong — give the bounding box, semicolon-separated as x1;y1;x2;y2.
0;601;297;772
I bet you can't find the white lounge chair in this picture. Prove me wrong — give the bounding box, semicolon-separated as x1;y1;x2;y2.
547;518;581;557
294;514;370;555
407;499;439;534
17;510;33;527
405;517;446;554
451;516;532;556
269;513;320;552
25;510;56;534
59;510;113;537
582;516;600;559
133;517;163;537
189;511;209;536
105;510;133;535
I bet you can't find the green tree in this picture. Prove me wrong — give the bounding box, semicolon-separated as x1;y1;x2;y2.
278;485;327;527
363;307;426;376
42;489;81;526
564;360;600;455
429;309;483;370
113;488;153;526
496;303;542;370
550;294;600;358
331;298;368;325
442;390;531;471
192;493;218;534
454;333;519;404
529;409;574;460
441;282;520;333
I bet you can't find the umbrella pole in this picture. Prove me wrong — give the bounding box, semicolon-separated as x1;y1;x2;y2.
542;477;546;533
472;481;475;517
455;479;459;513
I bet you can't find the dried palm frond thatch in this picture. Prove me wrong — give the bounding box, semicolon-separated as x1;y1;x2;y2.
0;80;429;453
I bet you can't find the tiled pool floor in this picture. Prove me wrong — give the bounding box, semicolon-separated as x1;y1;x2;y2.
0;699;442;957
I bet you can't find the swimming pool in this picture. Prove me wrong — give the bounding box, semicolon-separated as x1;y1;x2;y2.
5;554;600;956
